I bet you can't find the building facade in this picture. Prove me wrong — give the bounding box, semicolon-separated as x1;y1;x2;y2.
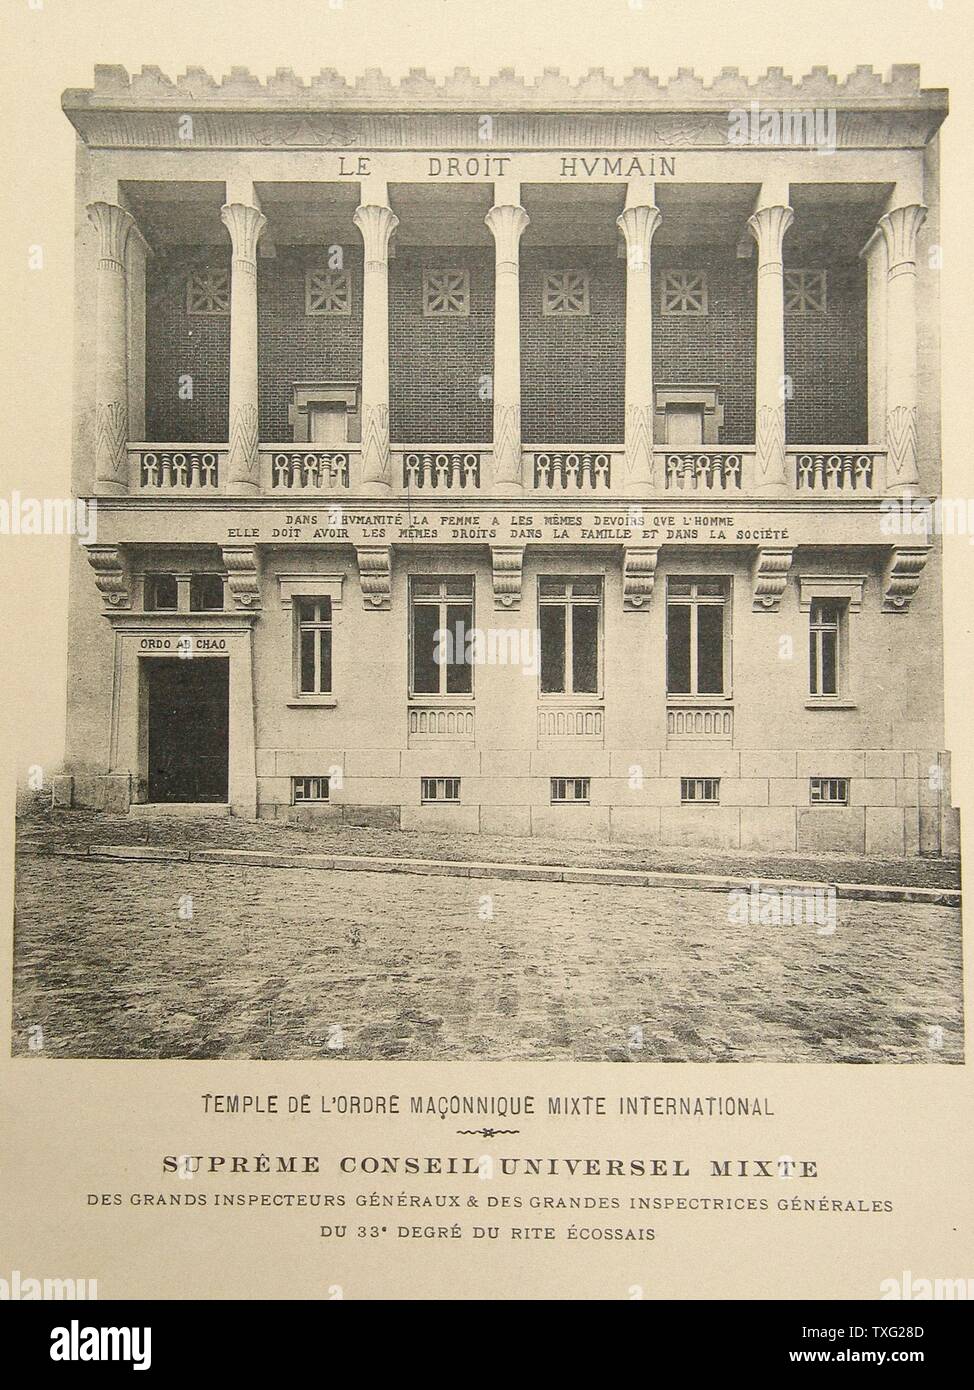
56;64;958;856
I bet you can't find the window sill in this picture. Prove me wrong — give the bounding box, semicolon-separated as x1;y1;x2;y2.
805;699;857;710
666;694;733;705
288;696;338;708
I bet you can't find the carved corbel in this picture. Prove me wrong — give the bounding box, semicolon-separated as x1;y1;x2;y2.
882;546;928;613
491;546;524;610
752;547;794;611
623;546;659;611
86;545;132;610
355;546;392;609
221;545;262;609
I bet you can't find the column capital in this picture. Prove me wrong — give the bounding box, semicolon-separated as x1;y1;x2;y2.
220;202;267;266
353;203;399;269
747;204;794;268
87;201;135;270
485;203;530;268
616;204;661;271
878;204;928;276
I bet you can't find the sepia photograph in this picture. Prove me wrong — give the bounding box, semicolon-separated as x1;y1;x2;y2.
1;0;971;1326
10;46;962;1064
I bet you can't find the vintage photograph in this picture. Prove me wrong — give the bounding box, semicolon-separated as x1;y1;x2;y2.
11;57;962;1064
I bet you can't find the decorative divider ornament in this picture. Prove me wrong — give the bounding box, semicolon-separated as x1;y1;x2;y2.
623;547;660;611
86;545;132;609
491;546;524;610
355;546;392;609
221;546;262;609
752;547;795;611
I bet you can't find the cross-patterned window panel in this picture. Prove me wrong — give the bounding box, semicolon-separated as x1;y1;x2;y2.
423;269;471;317
660;270;709;316
305;269;352;317
542;270;590;317
186;268;230;315
784;269;828;315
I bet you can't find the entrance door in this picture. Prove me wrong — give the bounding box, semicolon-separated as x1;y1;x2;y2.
665;404;705;446
146;658;229;803
308;402;347;444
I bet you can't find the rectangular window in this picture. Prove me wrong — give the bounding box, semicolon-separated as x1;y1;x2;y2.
539;578;601;696
421;777;461;804
144;572;178;611
666;579;728;696
809;777;849;805
809;601;841;697
410;577;474;696
292;776;329;803
190;573;225;612
542;270;590;316
550;777;591;804
296;598;333;695
681;777;720;804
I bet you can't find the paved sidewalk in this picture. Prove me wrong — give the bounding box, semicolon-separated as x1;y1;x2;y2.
16;802;962;892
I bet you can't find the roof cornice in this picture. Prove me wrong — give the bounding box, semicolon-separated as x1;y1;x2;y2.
63;63;948;116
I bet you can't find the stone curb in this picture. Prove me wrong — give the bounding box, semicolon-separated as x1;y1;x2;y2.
20;843;962;906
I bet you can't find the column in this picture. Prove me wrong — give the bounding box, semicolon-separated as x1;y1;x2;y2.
878;203;927;493
353;194;399;491
616;187;662;495
861;227;888;448
87;201;135;495
220;200;266;493
748;200;794;494
485;184;530;493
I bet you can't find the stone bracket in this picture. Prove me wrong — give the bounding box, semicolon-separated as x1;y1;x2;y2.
491;546;524;610
882;546;929;613
623;546;659;611
752;547;794;611
86;544;132;610
355;545;392;609
221;545;262;609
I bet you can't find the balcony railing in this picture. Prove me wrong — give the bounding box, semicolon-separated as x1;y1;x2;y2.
791;447;880;492
660;447;746;492
399;446;486;490
131;445;225;491
126;441;888;499
530;448;618;491
262;446;354;491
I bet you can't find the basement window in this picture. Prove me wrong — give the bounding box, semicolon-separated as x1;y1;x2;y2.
421;777;461;804
292;776;330;804
681;777;720;804
809;777;849;805
550;777;591;804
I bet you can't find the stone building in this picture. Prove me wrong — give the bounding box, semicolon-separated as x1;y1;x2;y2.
56;64;958;856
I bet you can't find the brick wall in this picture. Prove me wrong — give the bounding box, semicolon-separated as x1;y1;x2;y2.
389;248;494;442
142;243;866;447
145;247;230;442
784;254;867;444
520;246;626;444
258;247;363;440
652;247;756;443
